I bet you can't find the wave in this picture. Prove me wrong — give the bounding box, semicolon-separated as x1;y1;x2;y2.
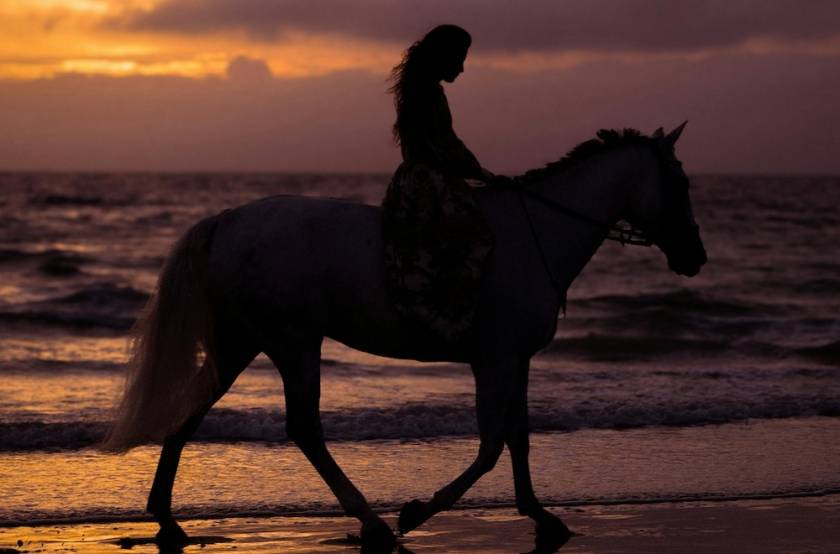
566;290;794;342
0;248;94;276
38;256;84;277
796;341;840;364
5;394;840;451
574;289;784;318
542;334;731;361
0;421;108;450
26;188;140;206
539;333;835;363
29;193;105;206
0;282;148;330
0;360;124;373
0;248;92;265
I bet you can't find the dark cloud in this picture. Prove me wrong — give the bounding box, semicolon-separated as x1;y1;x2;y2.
226;56;273;80
112;0;840;52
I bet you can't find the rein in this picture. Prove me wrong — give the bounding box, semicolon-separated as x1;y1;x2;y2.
515;185;653;247
507;181;653;302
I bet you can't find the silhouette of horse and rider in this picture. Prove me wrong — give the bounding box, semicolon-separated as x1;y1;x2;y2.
102;25;707;553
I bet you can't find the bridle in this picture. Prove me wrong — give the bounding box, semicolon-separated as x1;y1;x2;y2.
496;135;701;298
507;138;693;249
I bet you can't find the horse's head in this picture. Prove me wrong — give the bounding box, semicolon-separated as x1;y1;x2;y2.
628;123;707;277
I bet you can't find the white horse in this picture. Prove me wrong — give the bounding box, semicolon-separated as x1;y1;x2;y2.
103;124;706;552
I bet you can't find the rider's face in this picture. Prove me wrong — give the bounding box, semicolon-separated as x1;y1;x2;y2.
441;48;467;83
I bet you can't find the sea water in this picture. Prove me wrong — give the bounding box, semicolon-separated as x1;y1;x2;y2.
0;172;838;525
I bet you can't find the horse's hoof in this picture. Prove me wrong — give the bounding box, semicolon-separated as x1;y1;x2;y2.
534;515;574;552
155;520;189;546
360;518;396;553
398;499;432;535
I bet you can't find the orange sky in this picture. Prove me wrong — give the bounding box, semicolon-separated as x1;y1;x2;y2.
1;0;839;173
0;0;405;79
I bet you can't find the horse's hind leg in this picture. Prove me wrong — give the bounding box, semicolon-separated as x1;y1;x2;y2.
147;335;257;543
270;342;396;551
504;362;572;546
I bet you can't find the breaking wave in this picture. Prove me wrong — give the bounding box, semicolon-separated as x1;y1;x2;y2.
4;394;840;451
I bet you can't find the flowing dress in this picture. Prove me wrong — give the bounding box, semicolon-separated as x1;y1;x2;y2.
382;83;494;341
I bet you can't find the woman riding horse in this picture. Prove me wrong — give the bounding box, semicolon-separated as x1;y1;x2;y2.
383;24;507;343
101;22;706;554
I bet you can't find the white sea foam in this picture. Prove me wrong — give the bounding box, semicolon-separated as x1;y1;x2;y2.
3;386;839;450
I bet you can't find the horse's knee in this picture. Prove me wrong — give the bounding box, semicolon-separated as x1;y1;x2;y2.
505;430;530;453
477;440;504;473
285;420;305;444
285;415;322;447
169;415;203;442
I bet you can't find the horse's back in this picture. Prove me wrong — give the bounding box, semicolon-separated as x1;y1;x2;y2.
210;194;379;295
207;195;457;360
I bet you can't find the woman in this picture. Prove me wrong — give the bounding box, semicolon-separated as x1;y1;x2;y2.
382;24;500;342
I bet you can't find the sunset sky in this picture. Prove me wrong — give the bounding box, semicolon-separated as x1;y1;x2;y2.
1;0;839;173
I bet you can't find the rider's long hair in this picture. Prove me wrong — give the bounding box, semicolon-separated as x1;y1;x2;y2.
389;24;471;144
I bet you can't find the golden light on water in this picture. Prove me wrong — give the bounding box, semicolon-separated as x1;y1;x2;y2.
1;336;130;364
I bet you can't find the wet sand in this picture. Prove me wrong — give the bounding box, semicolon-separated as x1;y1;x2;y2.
2;495;839;553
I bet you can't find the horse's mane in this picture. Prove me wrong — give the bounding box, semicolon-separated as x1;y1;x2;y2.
521;128;651;184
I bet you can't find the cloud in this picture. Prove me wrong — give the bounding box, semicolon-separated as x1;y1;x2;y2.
226;55;273;80
112;0;840;53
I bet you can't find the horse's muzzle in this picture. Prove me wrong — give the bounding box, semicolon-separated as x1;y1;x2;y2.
663;226;707;277
670;255;706;277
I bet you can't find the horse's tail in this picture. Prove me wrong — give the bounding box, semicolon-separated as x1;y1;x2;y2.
101;215;222;452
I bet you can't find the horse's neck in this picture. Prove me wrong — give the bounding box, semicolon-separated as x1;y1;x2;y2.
528;146;646;292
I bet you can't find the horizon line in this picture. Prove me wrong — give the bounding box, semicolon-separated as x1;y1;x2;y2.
2;168;839;179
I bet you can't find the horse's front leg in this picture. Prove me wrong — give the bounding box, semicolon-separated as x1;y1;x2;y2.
504;362;573;546
398;356;513;535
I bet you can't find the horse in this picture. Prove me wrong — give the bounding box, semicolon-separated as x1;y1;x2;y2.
102;124;706;552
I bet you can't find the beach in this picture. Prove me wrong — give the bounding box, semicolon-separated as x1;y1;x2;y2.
3;495;840;553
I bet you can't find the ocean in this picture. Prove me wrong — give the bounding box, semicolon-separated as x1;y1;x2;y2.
0;172;838;527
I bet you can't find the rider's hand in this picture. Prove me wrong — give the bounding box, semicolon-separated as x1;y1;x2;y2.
479;168;496;183
489;174;517;188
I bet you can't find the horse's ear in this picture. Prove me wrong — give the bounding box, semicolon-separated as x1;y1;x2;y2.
665;121;688;147
652;127;664;139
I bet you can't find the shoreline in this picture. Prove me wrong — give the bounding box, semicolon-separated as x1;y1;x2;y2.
2;494;840;553
4;487;840;529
